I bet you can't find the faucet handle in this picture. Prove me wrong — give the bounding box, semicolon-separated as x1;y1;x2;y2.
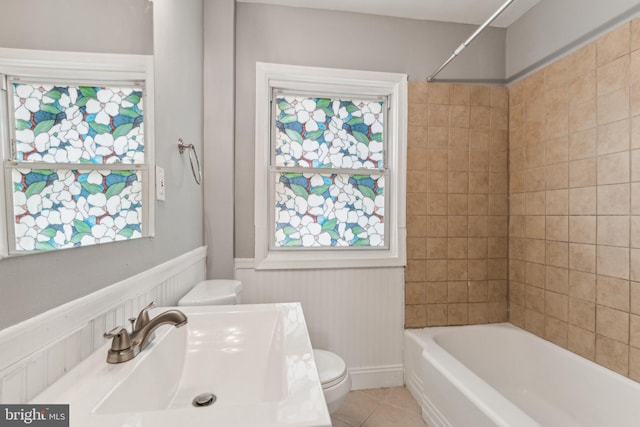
103;326;132;351
134;302;157;331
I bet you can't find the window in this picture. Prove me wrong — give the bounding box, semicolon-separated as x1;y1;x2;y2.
255;63;407;269
0;49;154;256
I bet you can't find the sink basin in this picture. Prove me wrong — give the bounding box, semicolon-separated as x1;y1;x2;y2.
32;303;331;427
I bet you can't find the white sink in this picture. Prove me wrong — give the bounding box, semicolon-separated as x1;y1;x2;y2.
32;303;331;427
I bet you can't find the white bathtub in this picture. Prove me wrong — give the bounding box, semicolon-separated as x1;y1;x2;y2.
404;323;640;427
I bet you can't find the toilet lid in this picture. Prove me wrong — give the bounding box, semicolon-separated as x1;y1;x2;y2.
313;349;347;389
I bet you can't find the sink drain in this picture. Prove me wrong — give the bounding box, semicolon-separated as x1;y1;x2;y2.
192;392;217;407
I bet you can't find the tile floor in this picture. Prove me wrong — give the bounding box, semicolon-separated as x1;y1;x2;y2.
331;386;427;427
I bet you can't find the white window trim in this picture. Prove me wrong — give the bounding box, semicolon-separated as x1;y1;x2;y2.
0;48;155;258
254;62;407;270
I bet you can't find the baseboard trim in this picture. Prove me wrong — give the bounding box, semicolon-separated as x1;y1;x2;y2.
349;364;404;390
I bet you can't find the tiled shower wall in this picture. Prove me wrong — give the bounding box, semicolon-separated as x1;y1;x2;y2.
509;18;640;380
405;82;509;327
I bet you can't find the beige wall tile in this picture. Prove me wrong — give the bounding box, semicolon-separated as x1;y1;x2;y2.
427;171;448;193
406;260;426;282
597;151;630;185
426;260;448;281
427;304;448;326
631;216;640;247
407;215;427;237
450;128;469;150
408;125;428;148
405;282;426;305
631;248;640;281
632;282;640;315
569;215;596;243
634;118;640;149
427;193;448;215
469;259;488;280
630;347;640;382
429;104;449;127
468;237;488;259
569;186;597;214
597;216;630;247
427;215;448;236
597;305;629;343
632;183;640;214
570;42;597;75
630;314;640;348
488;259;508;280
525;308;546;336
491;129;509;153
470;86;491;107
526;239;546;264
546;291;569;321
526;285;545;312
547;266;569;294
450;85;470;105
407;237;427;259
570;270;597;302
489;194;509;215
450;105;469;128
468;280;488;302
569;298;596;331
469;194;489;215
448;194;468;215
489;172;508;194
449;149;469;171
597;23;630;67
469;302;489;324
408;103;428;126
597;184;630;215
569;158;597;187
569;70;596;104
570;128;597;160
597;89;630;125
469;215;488;237
598;119;630;155
525;215;546;239
597;54;630;96
447;237;467;259
597;245;630;279
546;189;569;215
597;275;630;312
427;83;450;104
408;81;428;104
447;281;468;302
448;303;468;325
428;126;449;149
510;216;525;238
488;280;508;301
405;305;427;328
470;107;491;129
546;241;569;268
427;149;448;170
448;259;467;280
633;17;640;52
471;128;491;151
569;325;596;360
526;191;546;215
570;243;596;273
447;215;466;236
426;237;448;259
407;192;427;215
546;162;569;190
488;237;508;258
526;262;546;288
446;171;467;193
546;317;569;347
546;136;569;165
569;99;597;132
526;167;546;191
426;282;448;303
547;215;569;242
632;150;640;181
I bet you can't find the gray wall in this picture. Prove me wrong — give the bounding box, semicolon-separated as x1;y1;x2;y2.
203;0;236;278
0;0;204;329
506;0;640;79
0;0;153;55
234;3;507;257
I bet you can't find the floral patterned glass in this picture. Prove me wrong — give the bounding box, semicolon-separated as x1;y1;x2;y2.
274;96;384;169
11;169;143;251
8;80;146;251
274;172;384;248
12;82;144;165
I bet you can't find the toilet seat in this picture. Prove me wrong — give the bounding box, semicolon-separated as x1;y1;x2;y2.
313;349;347;389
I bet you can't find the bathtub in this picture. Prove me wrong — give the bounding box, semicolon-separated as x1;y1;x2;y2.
404;323;640;427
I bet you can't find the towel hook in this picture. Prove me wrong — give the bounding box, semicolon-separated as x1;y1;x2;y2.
177;138;202;185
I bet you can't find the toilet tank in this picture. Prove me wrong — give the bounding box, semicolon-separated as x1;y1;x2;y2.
178;280;243;306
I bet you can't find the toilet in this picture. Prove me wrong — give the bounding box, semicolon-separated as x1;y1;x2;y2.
178;279;352;413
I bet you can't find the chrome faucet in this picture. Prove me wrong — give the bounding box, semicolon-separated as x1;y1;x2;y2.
103;302;188;364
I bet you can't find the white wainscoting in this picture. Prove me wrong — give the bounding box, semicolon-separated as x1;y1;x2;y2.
235;259;405;390
0;246;206;403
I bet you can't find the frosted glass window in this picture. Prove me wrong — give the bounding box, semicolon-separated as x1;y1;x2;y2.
271;93;387;249
5;78;148;252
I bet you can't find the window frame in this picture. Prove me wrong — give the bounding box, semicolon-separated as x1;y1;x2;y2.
254;62;407;270
0;48;155;258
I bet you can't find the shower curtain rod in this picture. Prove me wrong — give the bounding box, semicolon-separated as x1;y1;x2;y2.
426;0;517;81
